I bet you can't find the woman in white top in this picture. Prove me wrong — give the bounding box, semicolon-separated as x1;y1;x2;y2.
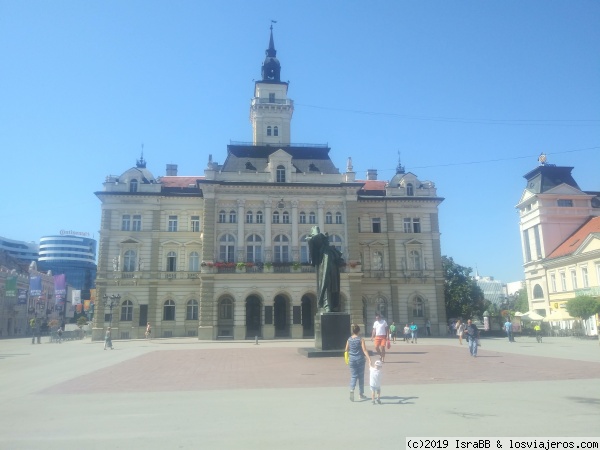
456;320;465;345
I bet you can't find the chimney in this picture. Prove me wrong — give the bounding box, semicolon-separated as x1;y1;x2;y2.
166;164;178;176
366;169;378;180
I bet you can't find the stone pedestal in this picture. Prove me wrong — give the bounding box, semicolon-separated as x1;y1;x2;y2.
233;325;246;340
314;312;350;351
197;325;214;340
262;324;275;340
291;324;303;339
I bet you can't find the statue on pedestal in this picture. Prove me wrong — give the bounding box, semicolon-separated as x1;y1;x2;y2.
307;226;345;312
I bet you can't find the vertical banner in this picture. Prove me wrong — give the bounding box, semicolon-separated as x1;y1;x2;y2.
54;274;66;305
83;299;91;312
18;289;28;305
72;290;81;305
29;276;42;297
5;276;17;297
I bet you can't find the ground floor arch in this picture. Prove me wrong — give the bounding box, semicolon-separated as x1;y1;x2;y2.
245;295;262;338
273;294;289;338
301;294;316;338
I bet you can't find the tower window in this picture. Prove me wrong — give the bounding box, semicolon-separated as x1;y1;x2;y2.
557;199;573;207
372;218;381;233
269;93;275;102
130;179;138;193
274;126;279;137
406;183;414;196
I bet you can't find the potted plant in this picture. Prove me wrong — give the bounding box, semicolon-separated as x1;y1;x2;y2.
292;262;301;271
236;262;247;272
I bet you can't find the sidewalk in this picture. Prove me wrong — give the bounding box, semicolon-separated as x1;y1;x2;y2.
0;335;598;449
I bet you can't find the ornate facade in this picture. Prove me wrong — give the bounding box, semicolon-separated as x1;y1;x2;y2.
92;28;446;341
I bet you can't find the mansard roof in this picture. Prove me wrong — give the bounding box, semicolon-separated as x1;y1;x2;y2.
221;144;340;175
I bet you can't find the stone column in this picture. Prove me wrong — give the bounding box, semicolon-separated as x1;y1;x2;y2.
237;199;245;261
317;200;325;231
264;199;273;262
291;200;299;260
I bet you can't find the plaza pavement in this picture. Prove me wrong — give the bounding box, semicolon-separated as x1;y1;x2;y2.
0;334;598;450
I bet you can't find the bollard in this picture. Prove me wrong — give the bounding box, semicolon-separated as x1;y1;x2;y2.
255;335;258;345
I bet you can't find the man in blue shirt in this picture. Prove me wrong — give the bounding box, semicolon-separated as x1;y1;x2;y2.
504;319;514;342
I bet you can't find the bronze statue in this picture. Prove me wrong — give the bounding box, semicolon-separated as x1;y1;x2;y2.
307;226;345;312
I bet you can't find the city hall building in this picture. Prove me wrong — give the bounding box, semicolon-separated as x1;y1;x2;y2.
92;29;446;341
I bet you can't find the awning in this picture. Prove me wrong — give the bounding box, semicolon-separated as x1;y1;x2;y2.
521;311;545;321
542;310;574;322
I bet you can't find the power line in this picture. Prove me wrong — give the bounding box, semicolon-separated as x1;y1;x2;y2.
296;103;600;127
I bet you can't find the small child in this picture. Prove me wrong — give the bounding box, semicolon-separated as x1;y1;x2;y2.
369;359;383;404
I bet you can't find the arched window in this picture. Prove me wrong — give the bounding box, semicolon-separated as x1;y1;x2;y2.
533;284;544;299
272;211;280;224
330;234;343;253
123;250;137;272
325;212;333;224
188;251;200;272
166;251;177;272
373;251;383;270
276;165;286;183
282;211;290;224
299;212;306;224
274;234;289;262
256;211;263;224
229;210;236;223
220;298;233;319
309;212;316;224
410;250;421;270
218;210;226;223
120;300;133;321
246;210;253;223
130;179;138;193
163;300;175;321
267;126;272;136
406;183;414;196
335;212;343;224
186;299;198;320
412;297;424;317
274;126;279;137
246;234;262;263
300;234;309;263
219;234;235;262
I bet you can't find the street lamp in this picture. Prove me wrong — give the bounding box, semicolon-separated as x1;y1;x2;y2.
102;293;121;328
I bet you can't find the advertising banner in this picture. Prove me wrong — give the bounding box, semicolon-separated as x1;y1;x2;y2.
83;299;91;312
29;276;42;297
72;290;81;305
54;274;66;305
18;288;28;305
5;276;17;297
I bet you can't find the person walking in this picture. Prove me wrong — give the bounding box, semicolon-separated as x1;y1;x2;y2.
345;324;371;402
369;360;384;405
389;322;397;343
403;324;410;343
425;319;431;336
456;320;465;345
409;321;418;343
504;319;514;342
104;327;113;350
57;326;63;344
464;319;480;357
145;322;151;339
371;313;389;362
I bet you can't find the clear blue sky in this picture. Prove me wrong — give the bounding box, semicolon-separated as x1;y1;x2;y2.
1;1;599;284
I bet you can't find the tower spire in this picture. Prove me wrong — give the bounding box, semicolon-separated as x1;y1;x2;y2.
262;22;281;81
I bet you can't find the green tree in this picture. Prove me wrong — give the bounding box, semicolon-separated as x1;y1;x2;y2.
512;285;529;313
566;296;600;321
442;256;486;320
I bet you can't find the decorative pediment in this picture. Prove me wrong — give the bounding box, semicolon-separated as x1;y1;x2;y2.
359;239;388;247
404;239;424;246
574;233;600;255
161;240;181;247
120;238;141;245
183;240;202;246
543;184;586;196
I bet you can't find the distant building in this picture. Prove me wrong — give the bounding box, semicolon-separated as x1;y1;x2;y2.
516;156;600;335
0;236;38;263
475;276;507;307
37;234;97;299
91;27;447;341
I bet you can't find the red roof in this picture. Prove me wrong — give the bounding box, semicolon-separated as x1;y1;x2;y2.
358;180;387;191
547;216;600;259
160;176;204;188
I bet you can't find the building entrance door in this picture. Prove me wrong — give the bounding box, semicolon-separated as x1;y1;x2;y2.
274;295;288;337
301;295;314;337
245;296;261;338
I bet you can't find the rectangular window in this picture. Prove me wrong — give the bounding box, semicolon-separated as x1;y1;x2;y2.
256;211;263;224
550;274;557;293
246;212;253;224
571;270;578;290
412;218;421;233
299;214;306;224
533;225;542;259
523;229;532;263
168;215;178;232
560;272;566;291
132;215;142;231
121;215;131;231
191;216;200;232
403;218;412;233
582;267;589;288
557;199;573;207
269;93;275;102
219;211;226;223
229;212;236;223
309;213;316;224
372;218;381;233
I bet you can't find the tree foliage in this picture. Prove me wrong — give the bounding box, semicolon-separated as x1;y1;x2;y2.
566;296;600;319
512;285;529;313
442;256;487;320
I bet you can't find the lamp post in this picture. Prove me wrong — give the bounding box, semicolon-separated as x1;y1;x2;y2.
102;293;121;328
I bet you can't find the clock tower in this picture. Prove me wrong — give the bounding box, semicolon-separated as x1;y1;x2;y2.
250;25;293;145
